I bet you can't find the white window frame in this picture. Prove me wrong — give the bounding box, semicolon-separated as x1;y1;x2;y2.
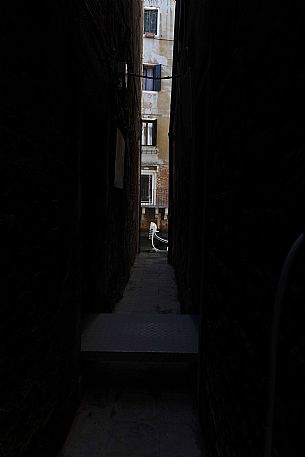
141;170;157;206
143;7;160;37
141;118;157;146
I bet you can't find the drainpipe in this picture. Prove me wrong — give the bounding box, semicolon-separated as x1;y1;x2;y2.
264;232;304;457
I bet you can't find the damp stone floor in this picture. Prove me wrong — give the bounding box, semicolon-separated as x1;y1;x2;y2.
56;253;204;457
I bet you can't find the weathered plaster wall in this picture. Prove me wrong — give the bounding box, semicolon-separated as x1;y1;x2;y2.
141;0;174;231
142;0;175;163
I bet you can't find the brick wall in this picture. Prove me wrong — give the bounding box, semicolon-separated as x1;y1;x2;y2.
140;164;169;231
170;1;305;455
74;0;142;311
157;164;169;207
0;1;141;455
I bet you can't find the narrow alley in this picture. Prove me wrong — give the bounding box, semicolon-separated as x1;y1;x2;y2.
1;1;304;457
114;253;179;314
58;252;202;457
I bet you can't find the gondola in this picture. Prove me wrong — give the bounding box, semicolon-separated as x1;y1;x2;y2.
148;222;168;252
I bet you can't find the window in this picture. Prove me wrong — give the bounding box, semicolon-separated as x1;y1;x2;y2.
141;174;152;204
144;9;158;35
142;119;157;146
141;172;156;206
143;64;161;91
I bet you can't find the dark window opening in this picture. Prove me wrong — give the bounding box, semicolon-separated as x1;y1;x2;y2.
144;9;158;35
143;64;161;91
141;174;153;204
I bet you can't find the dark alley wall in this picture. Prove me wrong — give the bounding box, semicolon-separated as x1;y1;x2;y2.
170;1;304;456
1;1;141;456
75;0;142;311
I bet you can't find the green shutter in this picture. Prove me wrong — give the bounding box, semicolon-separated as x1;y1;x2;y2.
150;10;158;34
152;120;157;146
154;64;161;91
144;11;150;33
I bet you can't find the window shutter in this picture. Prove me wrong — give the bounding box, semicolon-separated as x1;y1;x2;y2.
152;120;157;146
150;10;158;34
144;11;150;33
143;66;146;90
154;64;161;91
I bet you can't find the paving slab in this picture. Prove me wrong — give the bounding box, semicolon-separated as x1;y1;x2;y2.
82;313;199;363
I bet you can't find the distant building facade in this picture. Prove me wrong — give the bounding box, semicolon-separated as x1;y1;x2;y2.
140;0;175;231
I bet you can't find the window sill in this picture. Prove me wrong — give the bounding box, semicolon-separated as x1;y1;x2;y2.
142;146;158;155
144;32;155;38
143;34;160;39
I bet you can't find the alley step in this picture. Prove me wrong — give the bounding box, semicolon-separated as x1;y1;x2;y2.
81;313;199;363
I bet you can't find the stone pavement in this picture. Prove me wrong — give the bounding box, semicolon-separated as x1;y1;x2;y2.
114;252;180;314
57;370;202;457
57;253;204;457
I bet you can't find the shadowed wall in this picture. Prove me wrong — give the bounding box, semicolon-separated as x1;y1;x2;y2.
0;1;141;456
170;1;305;456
